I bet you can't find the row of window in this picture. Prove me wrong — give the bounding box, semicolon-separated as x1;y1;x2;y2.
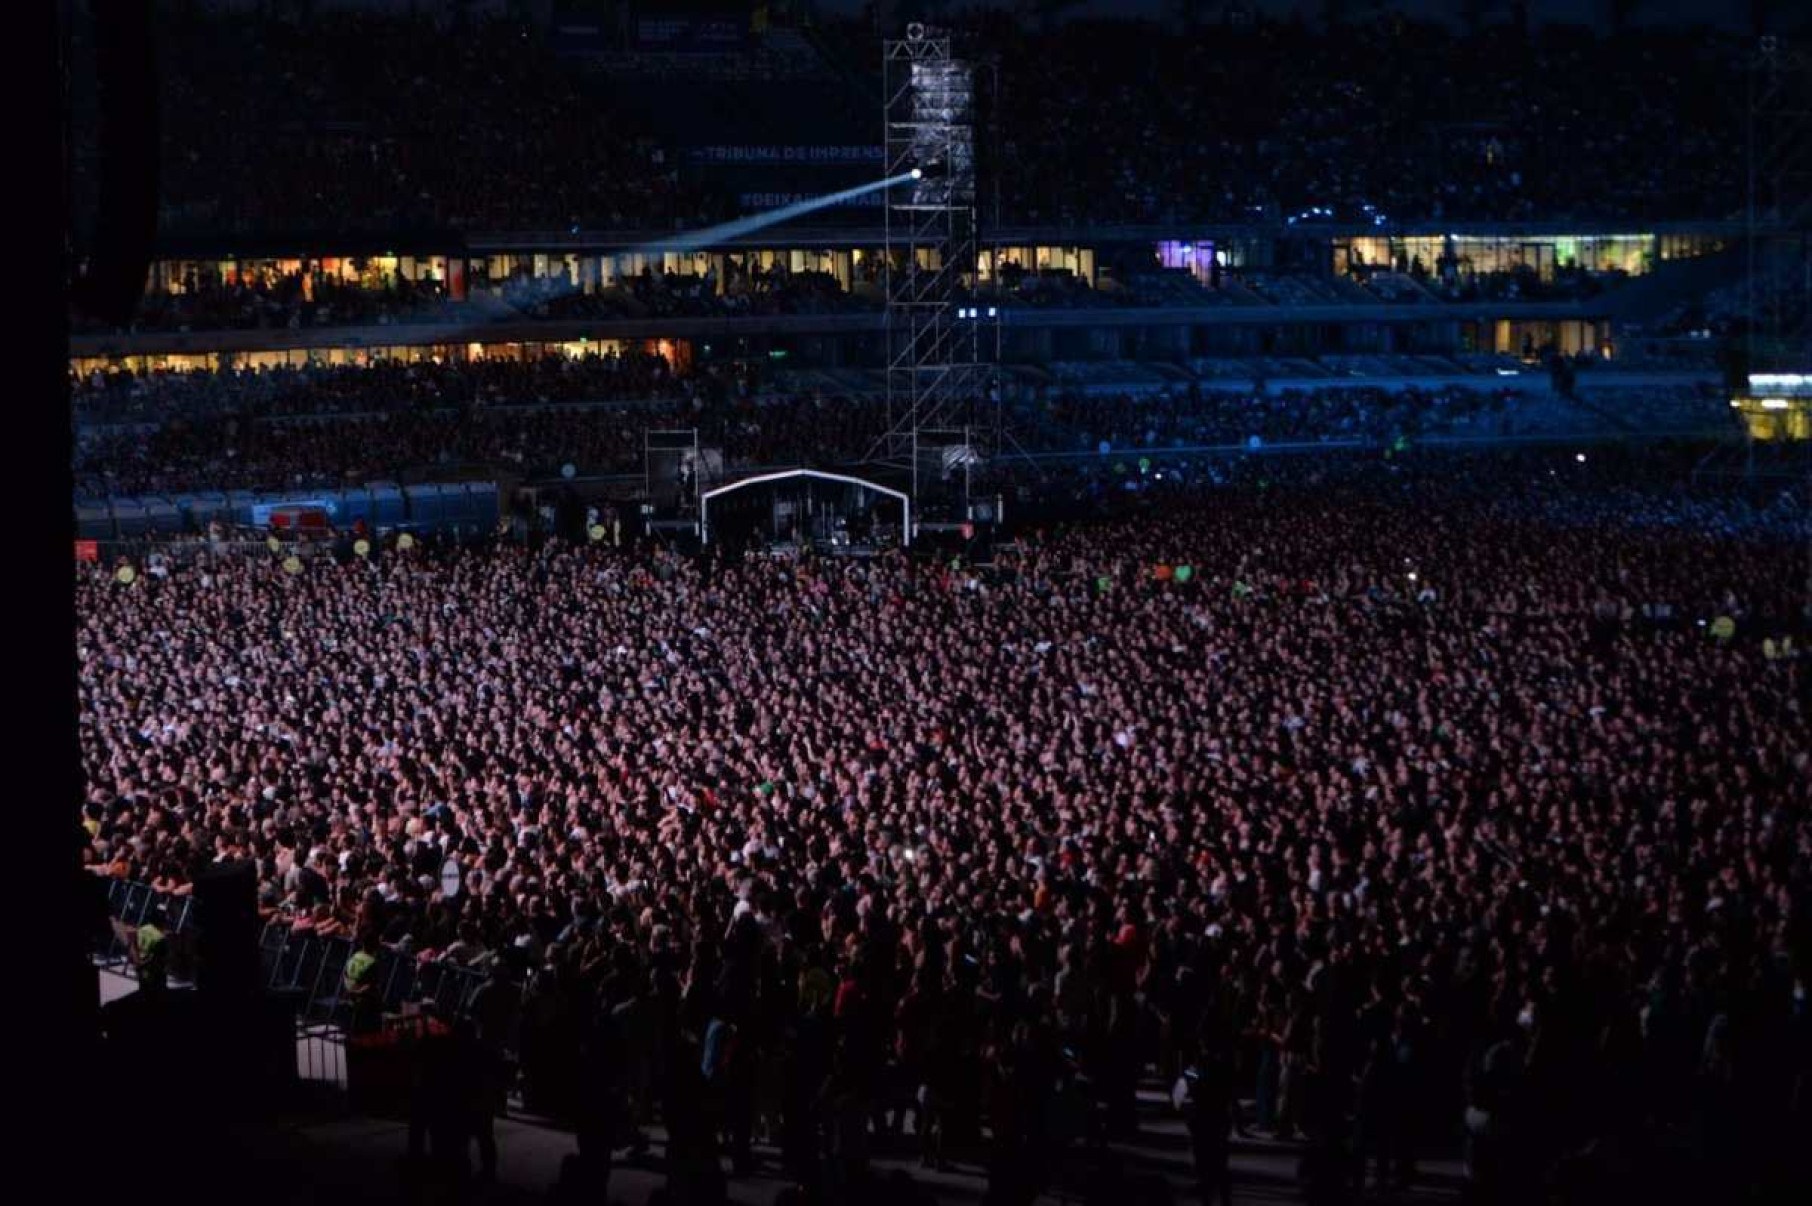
140;231;1725;303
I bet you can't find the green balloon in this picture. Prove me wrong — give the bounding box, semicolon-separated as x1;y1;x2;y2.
1174;565;1194;583
1138;457;1151;472
1095;576;1111;593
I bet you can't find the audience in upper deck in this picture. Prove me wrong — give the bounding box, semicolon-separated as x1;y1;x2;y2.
134;11;1743;242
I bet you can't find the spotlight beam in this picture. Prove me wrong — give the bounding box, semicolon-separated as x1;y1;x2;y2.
630;171;922;257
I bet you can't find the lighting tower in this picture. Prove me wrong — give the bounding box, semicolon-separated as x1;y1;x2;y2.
869;23;996;525
1746;36;1811;376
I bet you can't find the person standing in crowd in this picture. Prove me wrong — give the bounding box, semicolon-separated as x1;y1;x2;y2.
1179;1015;1236;1206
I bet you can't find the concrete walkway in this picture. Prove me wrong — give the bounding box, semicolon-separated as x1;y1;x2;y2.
98;969;1464;1205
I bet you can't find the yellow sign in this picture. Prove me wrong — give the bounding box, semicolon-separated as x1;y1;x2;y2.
588;524;607;543
282;556;303;575
266;536;281;553
353;539;371;558
115;565;137;585
396;533;416;551
1710;615;1735;640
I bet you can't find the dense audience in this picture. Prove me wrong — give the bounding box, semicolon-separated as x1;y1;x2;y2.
77;266;464;335
153;10;724;238
137;10;1746;240
73;354;698;423
72;389;885;498
90;259;1249;336
81;448;1809;1204
1038;385;1532;450
73;352;1705;498
977;17;1743;226
82;250;1692;337
74;8;1805;1205
532;265;873;322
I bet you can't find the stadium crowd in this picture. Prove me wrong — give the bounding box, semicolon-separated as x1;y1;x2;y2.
982;17;1743;226
134;10;1746;240
72;395;893;500
77;267;464;335
152;9;722;239
80;449;1809;1204
74;354;698;423
71;356;1621;498
1039;384;1531;450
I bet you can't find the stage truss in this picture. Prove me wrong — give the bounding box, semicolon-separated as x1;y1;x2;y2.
868;23;1000;522
1746;36;1811;375
1699;37;1812;485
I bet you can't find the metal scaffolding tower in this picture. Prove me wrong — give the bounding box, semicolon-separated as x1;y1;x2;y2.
1746;37;1811;374
869;23;997;520
1697;37;1812;486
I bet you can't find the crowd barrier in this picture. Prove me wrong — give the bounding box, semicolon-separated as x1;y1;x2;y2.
74;481;501;541
99;877;489;1030
97;877;198;980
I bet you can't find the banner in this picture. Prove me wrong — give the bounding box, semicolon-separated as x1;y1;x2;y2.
75;540;99;563
635;16;747;52
738;190;885;211
688;145;883;166
251;500;336;528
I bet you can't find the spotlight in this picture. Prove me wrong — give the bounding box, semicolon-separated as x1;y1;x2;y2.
911;168;923;180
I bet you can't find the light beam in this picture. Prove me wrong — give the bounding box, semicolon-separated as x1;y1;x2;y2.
629;171;922;257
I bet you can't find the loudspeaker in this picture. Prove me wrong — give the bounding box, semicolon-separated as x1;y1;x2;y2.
194;860;259;1000
68;0;159;327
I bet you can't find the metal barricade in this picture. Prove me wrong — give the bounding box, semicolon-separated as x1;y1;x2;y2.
303;936;354;1030
98;880;197;975
98;883;504;1095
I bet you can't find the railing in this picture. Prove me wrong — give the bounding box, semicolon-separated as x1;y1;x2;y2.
74;481;501;541
98;877;490;1088
83;535;350;565
995;426;1729;467
255;923;491;1031
97;877;197;976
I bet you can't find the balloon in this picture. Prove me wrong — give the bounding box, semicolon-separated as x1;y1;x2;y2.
1174;565;1195;583
396;533;416;551
588;524;607;542
115;565;137;585
282;556;303;575
353;539;371;558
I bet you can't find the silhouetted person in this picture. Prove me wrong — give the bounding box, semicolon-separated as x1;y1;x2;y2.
1179;1017;1236;1206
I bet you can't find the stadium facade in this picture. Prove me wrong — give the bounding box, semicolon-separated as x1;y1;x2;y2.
72;219;1740;378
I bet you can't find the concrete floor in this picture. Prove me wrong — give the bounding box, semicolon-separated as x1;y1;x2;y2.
98;969;1463;1205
